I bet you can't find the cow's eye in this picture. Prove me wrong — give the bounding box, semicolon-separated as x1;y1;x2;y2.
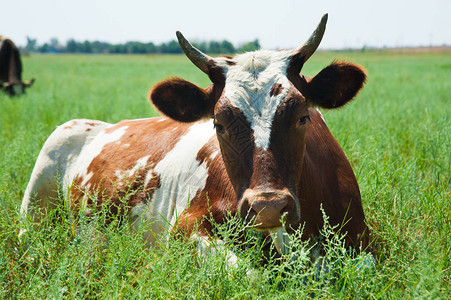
297;115;310;126
214;123;225;134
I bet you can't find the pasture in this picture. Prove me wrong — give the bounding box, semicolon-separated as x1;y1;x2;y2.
1;51;450;298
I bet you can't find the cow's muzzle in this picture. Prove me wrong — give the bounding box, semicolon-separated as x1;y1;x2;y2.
238;189;299;229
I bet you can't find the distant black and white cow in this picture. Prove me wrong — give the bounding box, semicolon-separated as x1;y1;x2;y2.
20;14;372;257
0;36;34;95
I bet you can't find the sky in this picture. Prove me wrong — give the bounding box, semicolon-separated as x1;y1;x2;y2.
1;0;450;50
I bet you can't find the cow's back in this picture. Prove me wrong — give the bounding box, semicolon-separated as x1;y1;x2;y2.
0;36;11;83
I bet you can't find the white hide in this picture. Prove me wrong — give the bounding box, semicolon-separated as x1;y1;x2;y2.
130;120;216;244
216;50;293;150
63;124;128;196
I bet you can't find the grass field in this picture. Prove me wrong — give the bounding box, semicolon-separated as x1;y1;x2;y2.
1;51;450;298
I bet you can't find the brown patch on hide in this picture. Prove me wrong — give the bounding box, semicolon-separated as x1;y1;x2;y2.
174;136;236;237
70;117;191;218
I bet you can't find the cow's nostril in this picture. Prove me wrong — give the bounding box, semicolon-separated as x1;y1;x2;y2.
280;205;293;224
238;197;262;224
280;205;289;216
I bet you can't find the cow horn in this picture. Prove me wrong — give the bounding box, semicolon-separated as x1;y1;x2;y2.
24;78;35;87
176;31;212;74
289;14;328;73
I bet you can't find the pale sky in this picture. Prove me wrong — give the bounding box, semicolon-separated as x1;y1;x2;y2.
2;0;450;50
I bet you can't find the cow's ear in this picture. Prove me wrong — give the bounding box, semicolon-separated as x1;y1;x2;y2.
149;77;215;122
306;61;366;109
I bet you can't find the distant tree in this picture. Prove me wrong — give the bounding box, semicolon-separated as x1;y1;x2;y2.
126;41;147;54
193;41;208;53
160;41;182;54
191;40;235;54
25;37;37;53
144;42;157;53
91;41;111;53
38;43;50;53
239;39;260;52
66;39;78;52
35;37;260;54
221;40;235;54
208;41;221;54
109;45;119;54
110;44;127;54
83;41;92;53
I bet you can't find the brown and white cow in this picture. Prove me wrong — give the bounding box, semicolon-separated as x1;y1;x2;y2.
0;36;34;95
20;14;371;257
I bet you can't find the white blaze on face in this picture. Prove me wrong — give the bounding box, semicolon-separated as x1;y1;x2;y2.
217;50;292;150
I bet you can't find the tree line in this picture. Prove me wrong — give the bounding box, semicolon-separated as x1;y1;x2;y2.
23;37;260;54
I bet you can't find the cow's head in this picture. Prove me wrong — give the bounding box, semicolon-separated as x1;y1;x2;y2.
150;14;366;231
2;79;35;96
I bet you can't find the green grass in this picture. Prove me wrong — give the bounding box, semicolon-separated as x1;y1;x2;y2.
1;51;450;298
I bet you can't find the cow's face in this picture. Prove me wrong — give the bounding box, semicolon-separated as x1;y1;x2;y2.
211;51;310;229
4;83;24;95
2;79;34;96
151;14;367;230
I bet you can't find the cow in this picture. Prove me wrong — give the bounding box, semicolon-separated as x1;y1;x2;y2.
0;36;34;95
20;14;372;259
